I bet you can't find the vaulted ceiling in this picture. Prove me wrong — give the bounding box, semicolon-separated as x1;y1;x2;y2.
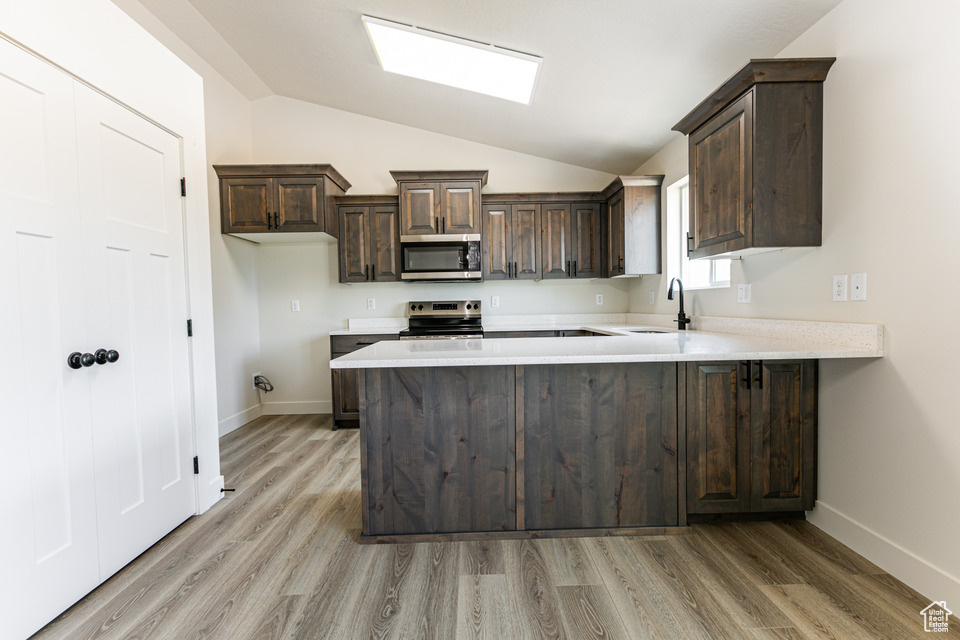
125;0;842;173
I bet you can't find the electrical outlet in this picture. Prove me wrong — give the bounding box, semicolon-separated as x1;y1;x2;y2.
595;293;604;306
833;275;848;301
366;297;376;310
252;372;261;389
291;299;300;312
648;291;655;305
850;273;867;300
491;295;500;308
737;284;752;304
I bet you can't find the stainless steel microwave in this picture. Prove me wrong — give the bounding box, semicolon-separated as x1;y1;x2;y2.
399;234;482;281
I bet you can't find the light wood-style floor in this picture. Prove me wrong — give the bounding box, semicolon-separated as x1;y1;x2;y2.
34;414;958;640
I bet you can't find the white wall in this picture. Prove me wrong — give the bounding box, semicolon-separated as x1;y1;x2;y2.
250;96;624;413
630;0;960;604
112;0;264;436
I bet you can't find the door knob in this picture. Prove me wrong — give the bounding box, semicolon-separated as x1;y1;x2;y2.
94;348;120;364
67;352;83;369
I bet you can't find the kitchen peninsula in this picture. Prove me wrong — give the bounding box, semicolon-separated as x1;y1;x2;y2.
331;315;882;542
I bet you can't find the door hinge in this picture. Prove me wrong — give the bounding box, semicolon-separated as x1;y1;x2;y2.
180;177;186;197
187;319;193;337
193;456;199;475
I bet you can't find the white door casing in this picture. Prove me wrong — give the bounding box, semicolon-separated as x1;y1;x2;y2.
74;85;197;579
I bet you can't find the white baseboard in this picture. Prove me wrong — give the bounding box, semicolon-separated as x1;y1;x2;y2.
218;404;263;437
808;501;960;605
261;400;332;415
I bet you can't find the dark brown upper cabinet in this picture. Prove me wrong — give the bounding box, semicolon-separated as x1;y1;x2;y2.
685;360;817;515
391;170;487;237
602;175;664;276
542;200;601;279
481;200;541;280
215;164;351;242
336;196;401;283
673;58;835;259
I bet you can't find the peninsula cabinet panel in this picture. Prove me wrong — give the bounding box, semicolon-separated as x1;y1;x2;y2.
674;58;834;259
685;359;817;515
686;362;751;513
361;367;517;536
520;363;679;530
751;360;817;512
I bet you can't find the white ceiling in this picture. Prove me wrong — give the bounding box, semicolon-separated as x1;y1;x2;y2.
128;0;842;174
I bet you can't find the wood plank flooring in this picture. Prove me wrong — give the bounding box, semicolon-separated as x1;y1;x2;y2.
33;414;959;640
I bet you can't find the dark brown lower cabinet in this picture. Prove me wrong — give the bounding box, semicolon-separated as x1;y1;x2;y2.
686;360;817;514
330;334;397;428
520;363;679;530
360;367;517;536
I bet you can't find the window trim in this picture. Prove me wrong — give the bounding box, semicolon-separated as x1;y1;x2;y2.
666;176;731;291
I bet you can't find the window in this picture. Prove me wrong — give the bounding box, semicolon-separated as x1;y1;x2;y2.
665;176;730;290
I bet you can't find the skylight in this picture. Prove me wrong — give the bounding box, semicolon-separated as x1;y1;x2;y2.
361;16;542;105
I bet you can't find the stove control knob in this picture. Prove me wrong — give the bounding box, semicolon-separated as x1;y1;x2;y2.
418;304;423;311
410;304;416;310
465;304;472;310
474;302;480;310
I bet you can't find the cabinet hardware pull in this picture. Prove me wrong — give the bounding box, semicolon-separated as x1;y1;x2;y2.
573;260;577;277
619;255;624;270
274;212;281;230
371;263;375;280
514;261;518;278
507;262;511;278
566;260;571;276
741;361;751;389
266;212;272;230
365;264;369;281
356;340;375;346
753;360;763;389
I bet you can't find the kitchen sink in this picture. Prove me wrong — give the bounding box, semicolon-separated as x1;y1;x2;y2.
626;329;669;334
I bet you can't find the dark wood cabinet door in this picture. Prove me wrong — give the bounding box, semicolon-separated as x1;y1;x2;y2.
361;367;517;536
399;182;439;236
513;203;540;279
338;205;369;283
332;367;360;421
441;180;481;234
521;363;679;530
572;202;602;278
275;176;323;231
686;362;752;513
220;177;273;233
482;203;512;280
541;203;572;279
690;89;753;257
607;193;625;276
368;205;400;281
750;360;817;512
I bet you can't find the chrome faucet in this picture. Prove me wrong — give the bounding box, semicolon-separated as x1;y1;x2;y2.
667;278;691;330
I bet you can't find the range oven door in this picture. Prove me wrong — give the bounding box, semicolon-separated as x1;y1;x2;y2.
400;235;481;281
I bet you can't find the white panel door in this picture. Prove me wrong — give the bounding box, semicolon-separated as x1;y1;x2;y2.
0;39;101;640
74;85;196;578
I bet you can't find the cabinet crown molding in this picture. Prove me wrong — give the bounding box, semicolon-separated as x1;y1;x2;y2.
672;57;835;135
390;170;488;186
213;163;351;191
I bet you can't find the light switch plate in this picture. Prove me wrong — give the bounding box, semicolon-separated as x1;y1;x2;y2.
491;295;500;308
595;293;604;306
833;275;848;301
291;299;300;312
737;284;752;304
850;273;867;300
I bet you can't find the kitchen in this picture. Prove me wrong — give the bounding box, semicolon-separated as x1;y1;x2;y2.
2;0;959;638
